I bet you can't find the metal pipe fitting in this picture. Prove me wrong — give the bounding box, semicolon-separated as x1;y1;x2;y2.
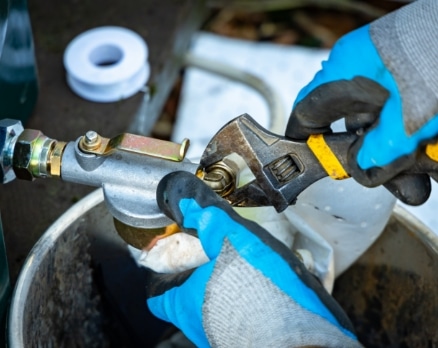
0;119;24;183
62;138;198;229
57;130;197;229
1;121;199;239
113;218;180;250
48;141;67;178
80;130;102;151
12;129;66;180
200;160;238;197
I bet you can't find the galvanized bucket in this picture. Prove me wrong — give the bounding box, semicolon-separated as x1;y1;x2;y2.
333;204;438;347
8;189;172;347
8;189;438;347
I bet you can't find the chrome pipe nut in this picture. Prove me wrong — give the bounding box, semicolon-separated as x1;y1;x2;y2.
13;129;54;181
0;119;24;183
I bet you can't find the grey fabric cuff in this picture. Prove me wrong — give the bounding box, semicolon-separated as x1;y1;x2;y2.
370;0;438;134
202;239;362;347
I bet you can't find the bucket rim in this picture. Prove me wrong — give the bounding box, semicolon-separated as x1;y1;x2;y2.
393;203;438;255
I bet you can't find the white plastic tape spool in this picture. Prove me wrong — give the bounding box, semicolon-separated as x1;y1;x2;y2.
63;26;150;102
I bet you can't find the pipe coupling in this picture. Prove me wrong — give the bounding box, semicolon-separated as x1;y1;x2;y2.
13;129;66;180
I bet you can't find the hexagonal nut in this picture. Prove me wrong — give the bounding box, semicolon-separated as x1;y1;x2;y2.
13;129;46;181
0;119;24;183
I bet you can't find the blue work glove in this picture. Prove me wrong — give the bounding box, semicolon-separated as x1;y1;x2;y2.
287;0;438;205
147;171;362;347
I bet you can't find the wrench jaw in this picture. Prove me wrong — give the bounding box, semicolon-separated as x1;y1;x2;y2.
222;182;272;208
198;113;288;209
198;113;331;212
196;158;239;198
198;114;268;206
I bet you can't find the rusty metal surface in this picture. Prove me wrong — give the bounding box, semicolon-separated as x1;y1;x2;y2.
0;0;206;282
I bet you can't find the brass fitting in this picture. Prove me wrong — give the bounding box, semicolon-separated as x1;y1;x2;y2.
79;130;102;151
199;160;238;197
113;218;180;250
13;129;66;180
78;129;190;162
48;141;67;178
0;119;24;183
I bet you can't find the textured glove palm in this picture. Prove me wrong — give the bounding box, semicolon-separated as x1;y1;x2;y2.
147;171;362;347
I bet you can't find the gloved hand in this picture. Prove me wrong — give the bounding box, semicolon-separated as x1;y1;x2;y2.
147;171;362;347
287;0;438;205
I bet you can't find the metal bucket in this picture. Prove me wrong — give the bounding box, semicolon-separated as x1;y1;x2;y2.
333;204;438;347
8;189;438;347
8;189;172;347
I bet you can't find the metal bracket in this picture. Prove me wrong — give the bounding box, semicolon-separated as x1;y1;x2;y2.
78;130;190;162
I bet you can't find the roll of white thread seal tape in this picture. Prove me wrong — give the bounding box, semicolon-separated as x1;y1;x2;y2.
63;26;150;102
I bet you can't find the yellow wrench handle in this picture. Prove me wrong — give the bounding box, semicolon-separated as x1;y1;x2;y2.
307;134;350;180
308;134;438;180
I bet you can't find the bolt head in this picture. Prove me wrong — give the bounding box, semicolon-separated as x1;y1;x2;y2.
0;119;24;183
85;130;98;144
13;129;44;181
80;130;101;151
